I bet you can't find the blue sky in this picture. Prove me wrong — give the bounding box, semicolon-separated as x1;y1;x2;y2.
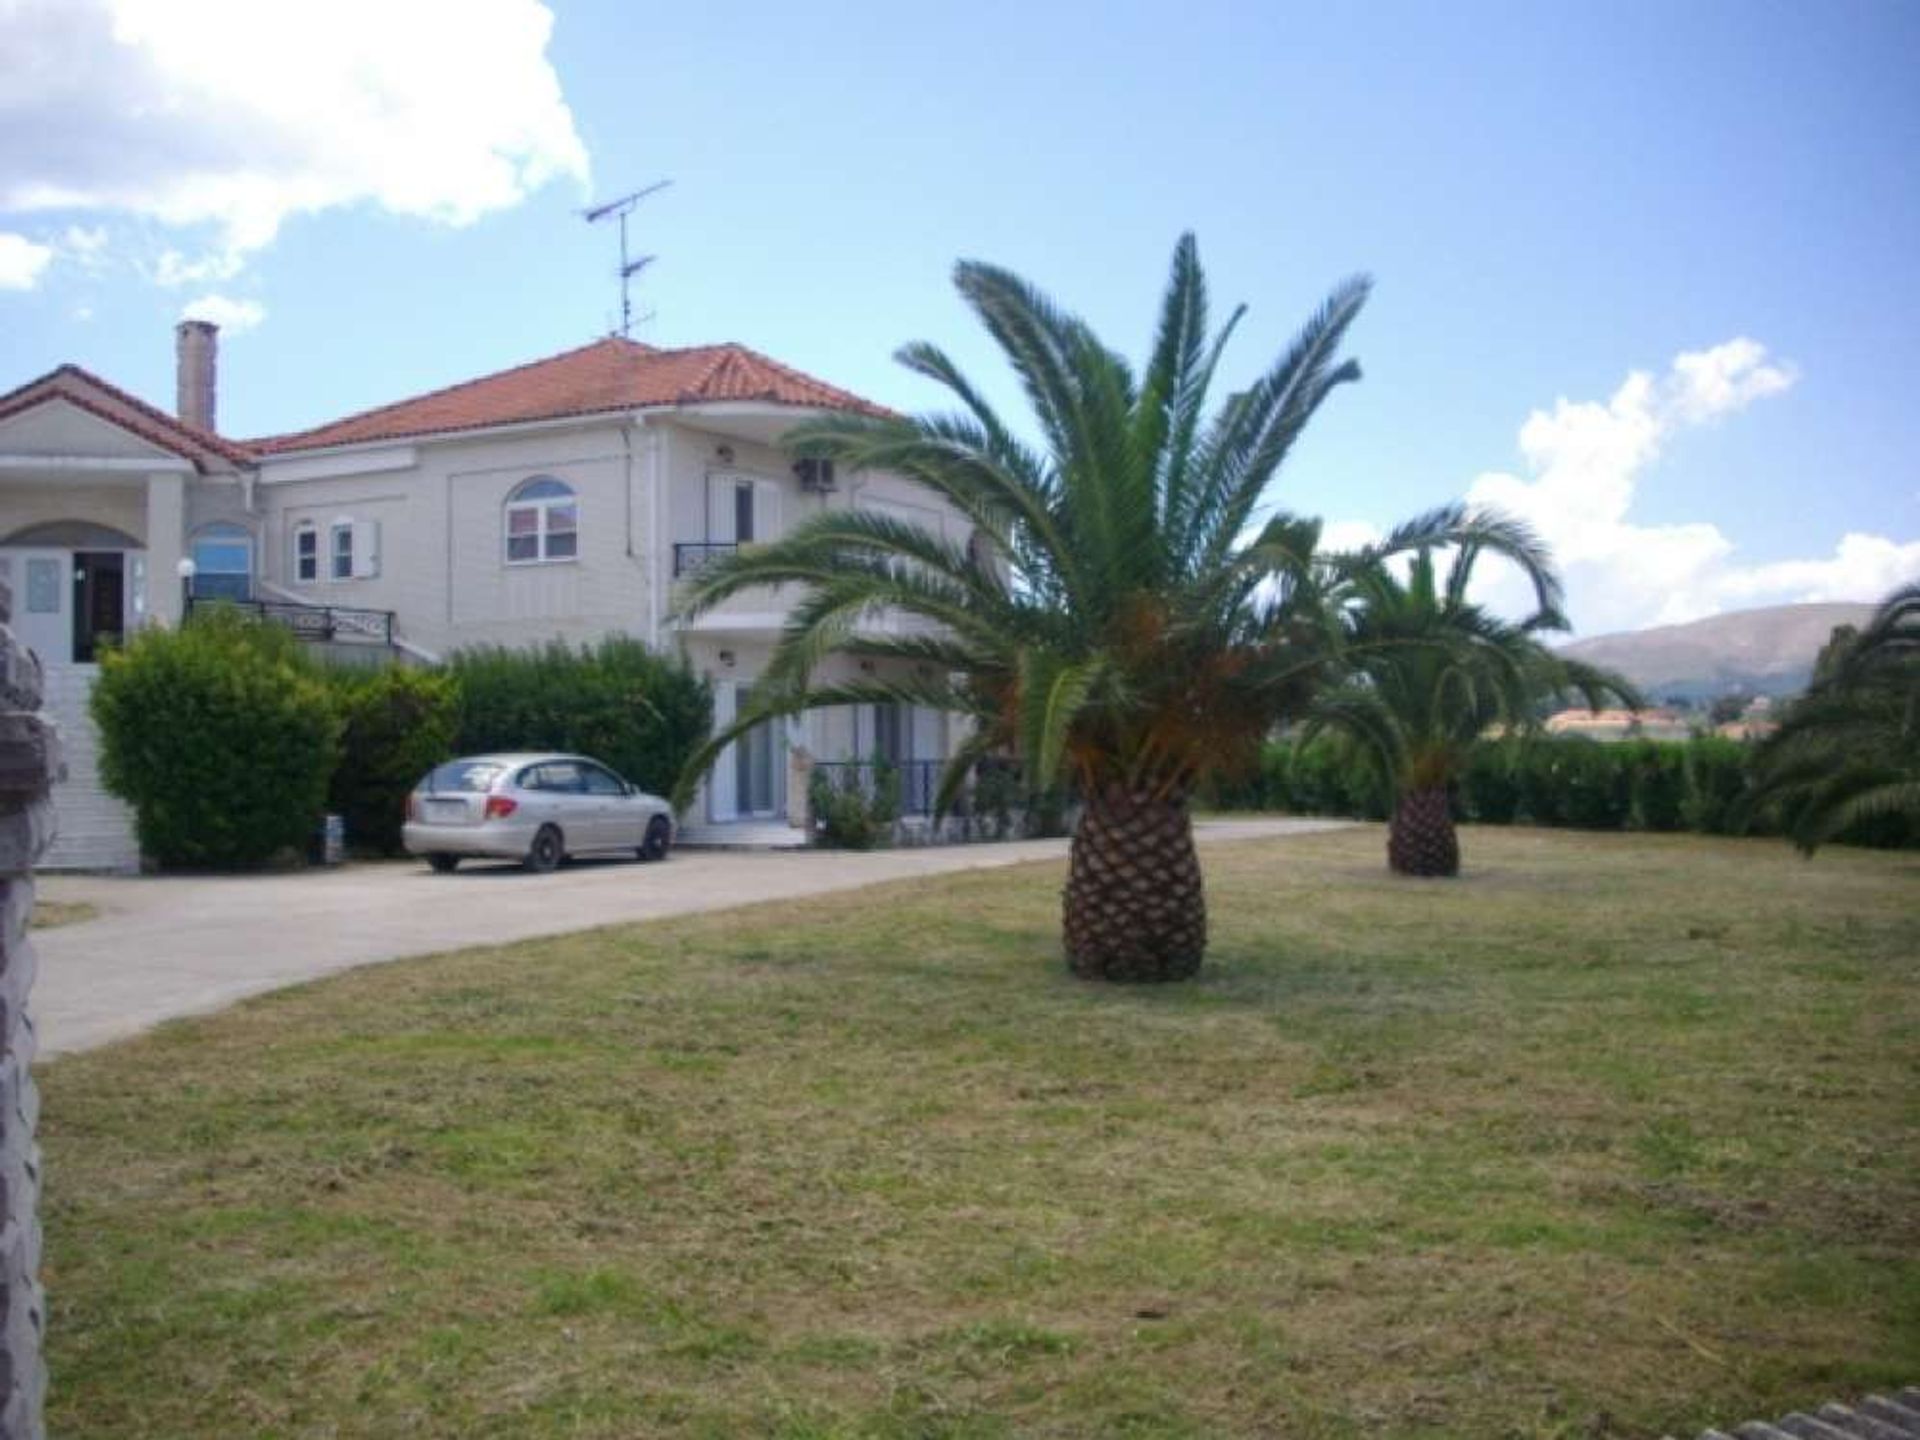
2;0;1915;633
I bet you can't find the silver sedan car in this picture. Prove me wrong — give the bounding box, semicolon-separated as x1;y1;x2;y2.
402;752;675;873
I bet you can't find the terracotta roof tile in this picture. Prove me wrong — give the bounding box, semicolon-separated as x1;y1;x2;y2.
0;364;254;469
252;336;890;454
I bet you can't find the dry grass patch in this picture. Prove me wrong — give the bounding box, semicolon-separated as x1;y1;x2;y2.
30;899;98;930
39;827;1920;1438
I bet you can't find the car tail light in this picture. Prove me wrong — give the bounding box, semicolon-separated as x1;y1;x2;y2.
406;794;420;822
484;796;518;821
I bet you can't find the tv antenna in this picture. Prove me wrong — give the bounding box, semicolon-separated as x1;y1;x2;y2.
582;179;672;337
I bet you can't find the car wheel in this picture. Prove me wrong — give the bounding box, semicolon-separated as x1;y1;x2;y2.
427;853;460;874
524;825;563;874
640;816;672;862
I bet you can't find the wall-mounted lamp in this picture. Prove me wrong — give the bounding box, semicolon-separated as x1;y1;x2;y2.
717;649;736;668
715;444;735;465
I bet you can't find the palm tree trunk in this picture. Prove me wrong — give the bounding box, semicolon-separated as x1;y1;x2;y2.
1387;786;1460;877
1063;785;1206;982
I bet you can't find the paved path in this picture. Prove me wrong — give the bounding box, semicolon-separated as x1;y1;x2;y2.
31;818;1349;1058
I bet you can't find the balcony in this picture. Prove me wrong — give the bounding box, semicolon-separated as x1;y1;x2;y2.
185;595;396;647
673;542;736;578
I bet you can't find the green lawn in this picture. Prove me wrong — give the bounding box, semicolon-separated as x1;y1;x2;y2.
39;828;1920;1438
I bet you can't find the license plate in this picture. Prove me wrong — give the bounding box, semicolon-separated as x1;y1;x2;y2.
425;799;467;822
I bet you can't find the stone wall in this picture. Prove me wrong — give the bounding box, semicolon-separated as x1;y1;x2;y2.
0;572;55;1439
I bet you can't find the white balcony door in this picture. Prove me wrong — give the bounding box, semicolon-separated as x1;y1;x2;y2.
709;679;783;822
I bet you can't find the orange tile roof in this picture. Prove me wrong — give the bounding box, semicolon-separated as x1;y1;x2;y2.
253;336;890;454
0;364;253;470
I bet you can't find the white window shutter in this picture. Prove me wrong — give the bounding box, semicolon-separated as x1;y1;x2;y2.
753;479;781;543
351;519;380;579
706;475;736;544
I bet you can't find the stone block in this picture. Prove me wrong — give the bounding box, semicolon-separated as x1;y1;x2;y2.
0;637;38;719
0;718;58;810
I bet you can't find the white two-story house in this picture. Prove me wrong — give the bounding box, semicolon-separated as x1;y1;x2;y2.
0;322;966;868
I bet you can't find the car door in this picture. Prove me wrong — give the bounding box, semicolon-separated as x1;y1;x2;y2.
520;761;591;846
579;761;640;849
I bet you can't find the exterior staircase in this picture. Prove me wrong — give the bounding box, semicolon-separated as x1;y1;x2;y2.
40;665;139;873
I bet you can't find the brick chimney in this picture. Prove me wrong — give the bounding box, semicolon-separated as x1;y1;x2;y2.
175;319;218;433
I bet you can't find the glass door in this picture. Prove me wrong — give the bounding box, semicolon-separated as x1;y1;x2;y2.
734;717;782;818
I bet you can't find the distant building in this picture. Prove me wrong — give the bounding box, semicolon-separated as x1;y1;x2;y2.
1543;707;1694;742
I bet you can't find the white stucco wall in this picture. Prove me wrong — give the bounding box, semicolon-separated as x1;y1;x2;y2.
258;419;659;657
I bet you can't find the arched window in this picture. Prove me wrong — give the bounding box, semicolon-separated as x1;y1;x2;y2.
190;522;253;601
505;476;578;564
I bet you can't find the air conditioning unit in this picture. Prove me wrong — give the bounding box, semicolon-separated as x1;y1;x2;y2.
794;457;837;493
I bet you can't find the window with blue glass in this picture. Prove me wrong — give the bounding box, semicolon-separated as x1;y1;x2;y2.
190;523;253;601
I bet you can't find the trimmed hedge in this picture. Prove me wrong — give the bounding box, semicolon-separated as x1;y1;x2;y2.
1209;732;1912;848
92;610;341;868
448;638;711;799
96;617;710;867
1208;733;1781;839
322;666;460;855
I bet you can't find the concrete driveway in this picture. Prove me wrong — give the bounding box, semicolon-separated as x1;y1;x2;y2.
30;818;1348;1058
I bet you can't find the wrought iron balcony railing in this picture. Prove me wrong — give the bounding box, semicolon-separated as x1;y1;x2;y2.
186;595;396;647
673;542;737;578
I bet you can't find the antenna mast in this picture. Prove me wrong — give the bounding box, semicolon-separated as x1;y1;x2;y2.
582;179;672;337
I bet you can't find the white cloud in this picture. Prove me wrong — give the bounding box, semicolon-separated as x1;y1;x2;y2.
152;247;243;287
0;232;54;290
1456;339;1917;634
180;293;264;335
60;224;109;268
0;0;589;268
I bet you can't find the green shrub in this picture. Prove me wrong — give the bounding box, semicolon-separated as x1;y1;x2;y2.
971;761;1022;835
1622;740;1687;832
1459;742;1523;824
322;665;460;855
1683;735;1754;835
808;766;885;849
448;638;711;797
1554;739;1630;830
92;610;340;868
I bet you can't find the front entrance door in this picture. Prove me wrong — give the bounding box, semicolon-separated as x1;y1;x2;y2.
73;551;125;663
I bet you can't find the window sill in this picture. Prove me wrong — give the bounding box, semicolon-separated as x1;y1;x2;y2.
504;555;580;568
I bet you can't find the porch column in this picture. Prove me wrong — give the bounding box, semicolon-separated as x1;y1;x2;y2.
144;475;186;626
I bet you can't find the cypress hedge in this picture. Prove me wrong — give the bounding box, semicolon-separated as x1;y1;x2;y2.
1208;732;1914;849
322;665;460;855
95;618;711;867
447;638;712;800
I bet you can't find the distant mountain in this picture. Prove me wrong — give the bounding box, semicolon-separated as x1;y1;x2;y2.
1560;602;1874;701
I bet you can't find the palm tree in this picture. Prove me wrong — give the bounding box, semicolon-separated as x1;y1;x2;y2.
674;235;1552;980
1748;582;1920;851
1302;543;1638;876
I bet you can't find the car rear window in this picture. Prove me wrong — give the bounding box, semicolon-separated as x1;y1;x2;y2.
424;761;506;794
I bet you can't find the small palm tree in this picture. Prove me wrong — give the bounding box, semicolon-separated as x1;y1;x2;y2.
1305;544;1638;876
675;235;1550;980
1749;582;1920;851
